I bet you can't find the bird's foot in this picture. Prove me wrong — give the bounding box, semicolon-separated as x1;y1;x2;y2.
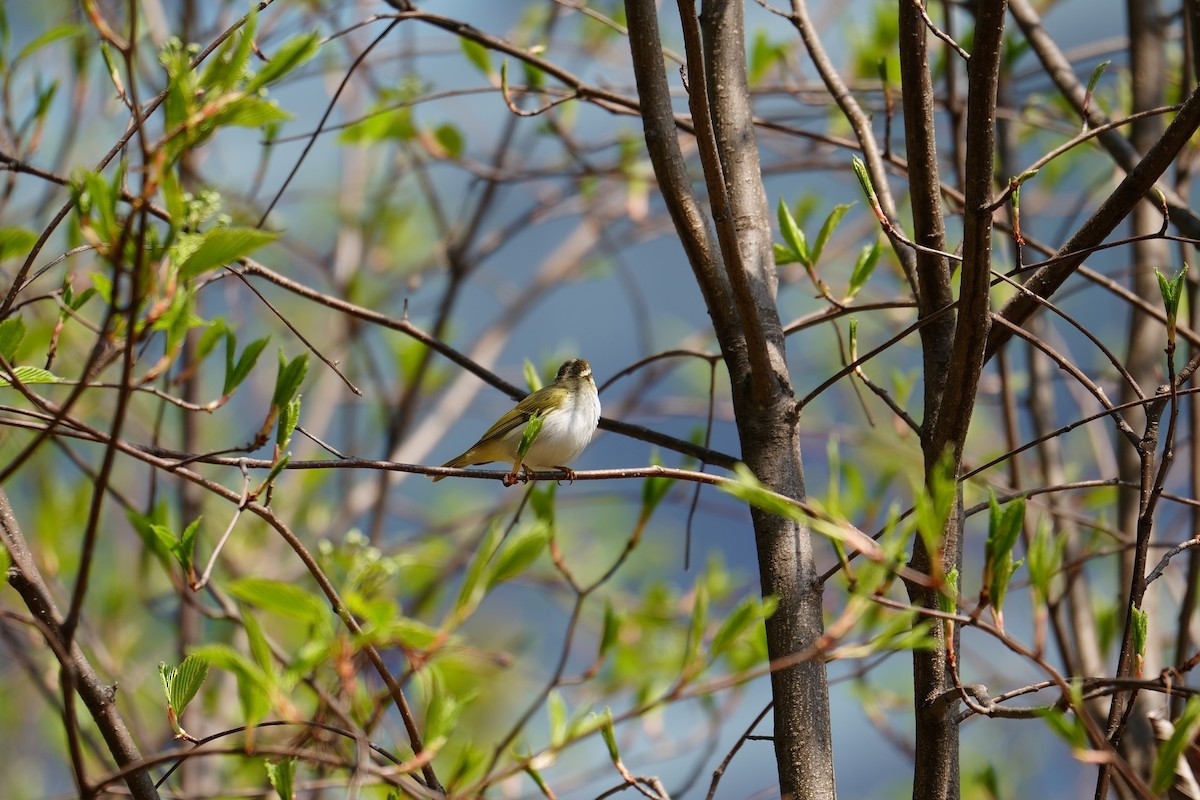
554;466;577;484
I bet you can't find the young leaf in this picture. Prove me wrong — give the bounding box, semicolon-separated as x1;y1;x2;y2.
276;396;301;449
224;334;270;395
0;366;62;387
1152;697;1200;794
454;524;501;618
242;607;275;675
810;203;853;266
167;654;210;716
523;358;544;392
487;521;551;588
598;707;620;764
271;352;309;409
684;581;710;675
776;197;809;266
15;22;84;63
228;577;327;627
433;123;465;160
599;601;620;657
640;460;673;520
711;595;772;658
984;493;1025;616
1132;605;1148;677
0;316;26;362
1027;519;1065;602
720;463;804;523
248;32;320;91
460;37;493;78
517;414;544;462
847;238;881;299
265;757;297;800
177;227;280;280
547;689;568;747
774;241;801;266
0;227;37;262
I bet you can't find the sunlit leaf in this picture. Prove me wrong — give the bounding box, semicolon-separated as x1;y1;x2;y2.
228;577;327;626
249;32;320;91
178;227;280;280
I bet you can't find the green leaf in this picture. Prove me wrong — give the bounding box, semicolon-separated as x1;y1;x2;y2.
213;96;294;129
189;643;272;726
939;567;959;615
15;22;84;63
523;358;543;392
487;521;551;588
454;524;501;618
433;123;464;159
1132;605;1149;660
525;765;552;799
178;227;280;280
776;198;809;266
201;6;257;94
0;543;11;577
224;334;270;395
249;32;320;91
242;608;274;674
984;493;1025;612
0;227;38;262
228;577;327;626
1156;264;1189;322
847;238;881;299
178;517;200;576
276;396;301;449
749;31;783;85
517;414;544;462
547;689;568;747
720;463;804;523
460;37;492;77
161;167;186;227
271;351;309;408
1027;520;1064;601
711;595;771;658
640;463;673;519
529;482;556;527
1152;697;1200;794
773;242;801;266
0;366;62;387
811;203;853;266
196;318;228;363
0;316;25;362
598;707;620;763
684;580;709;674
424;669;469;748
599;601;619;657
168;654;210;715
265;757;297;800
912;454;956;575
149;519;200;576
851;156;878;207
1085;60;1111;97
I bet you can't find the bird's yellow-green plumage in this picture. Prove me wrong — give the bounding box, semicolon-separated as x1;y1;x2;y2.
432;359;600;482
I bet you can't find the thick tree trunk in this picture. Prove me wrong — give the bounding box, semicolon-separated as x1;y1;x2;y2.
625;1;836;796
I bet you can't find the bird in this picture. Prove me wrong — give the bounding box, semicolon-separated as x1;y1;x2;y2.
432;358;600;485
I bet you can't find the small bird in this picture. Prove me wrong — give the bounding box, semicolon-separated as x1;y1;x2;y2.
432;358;600;485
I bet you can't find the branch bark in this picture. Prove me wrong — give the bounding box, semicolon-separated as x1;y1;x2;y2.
907;4;1008;799
1;490;160;800
625;1;835;796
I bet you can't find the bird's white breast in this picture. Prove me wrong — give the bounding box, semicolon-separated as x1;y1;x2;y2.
506;384;600;468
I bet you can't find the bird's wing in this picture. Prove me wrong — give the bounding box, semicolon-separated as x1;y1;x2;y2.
471;404;534;447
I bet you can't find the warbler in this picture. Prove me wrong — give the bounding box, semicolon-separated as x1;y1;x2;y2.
432;358;600;484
